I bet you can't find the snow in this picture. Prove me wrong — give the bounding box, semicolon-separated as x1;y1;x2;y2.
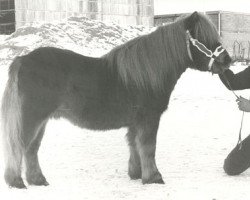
1;17;250;199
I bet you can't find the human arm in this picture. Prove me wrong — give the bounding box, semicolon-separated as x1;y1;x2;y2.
219;66;250;90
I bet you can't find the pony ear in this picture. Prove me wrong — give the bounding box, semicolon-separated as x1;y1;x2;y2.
185;11;199;31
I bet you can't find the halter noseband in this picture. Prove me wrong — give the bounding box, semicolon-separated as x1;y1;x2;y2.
186;30;225;71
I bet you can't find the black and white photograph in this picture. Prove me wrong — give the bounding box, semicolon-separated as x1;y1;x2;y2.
1;0;250;199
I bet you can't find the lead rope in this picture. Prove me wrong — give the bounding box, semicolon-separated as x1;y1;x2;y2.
221;73;244;149
238;112;245;149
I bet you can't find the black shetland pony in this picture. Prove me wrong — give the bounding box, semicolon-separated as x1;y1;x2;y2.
1;12;231;188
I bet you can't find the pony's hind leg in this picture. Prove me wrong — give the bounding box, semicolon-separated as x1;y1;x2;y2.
127;127;141;179
135;112;164;184
23;121;49;186
19;95;52;187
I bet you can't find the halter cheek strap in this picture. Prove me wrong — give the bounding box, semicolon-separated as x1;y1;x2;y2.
208;46;225;70
186;30;225;71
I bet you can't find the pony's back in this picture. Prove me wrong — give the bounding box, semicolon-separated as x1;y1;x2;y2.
103;18;189;94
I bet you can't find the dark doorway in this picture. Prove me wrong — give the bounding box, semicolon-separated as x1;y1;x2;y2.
0;0;15;34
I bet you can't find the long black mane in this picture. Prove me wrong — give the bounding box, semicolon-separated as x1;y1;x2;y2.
103;13;219;93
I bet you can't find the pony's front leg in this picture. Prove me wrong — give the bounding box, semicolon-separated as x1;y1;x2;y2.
135;113;164;184
127;127;141;179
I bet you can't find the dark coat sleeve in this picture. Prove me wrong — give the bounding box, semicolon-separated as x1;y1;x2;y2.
219;66;250;90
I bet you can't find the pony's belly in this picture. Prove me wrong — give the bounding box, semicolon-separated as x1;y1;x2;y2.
56;103;132;131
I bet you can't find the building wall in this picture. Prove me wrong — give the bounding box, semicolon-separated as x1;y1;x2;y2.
154;12;220;30
14;0;154;28
15;0;72;28
220;12;250;60
154;14;178;26
206;11;219;32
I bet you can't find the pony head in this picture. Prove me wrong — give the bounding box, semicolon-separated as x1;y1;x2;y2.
184;11;231;74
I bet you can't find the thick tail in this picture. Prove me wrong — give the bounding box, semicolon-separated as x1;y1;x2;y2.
1;57;24;182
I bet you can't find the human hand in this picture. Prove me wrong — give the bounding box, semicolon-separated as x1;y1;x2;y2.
236;96;250;112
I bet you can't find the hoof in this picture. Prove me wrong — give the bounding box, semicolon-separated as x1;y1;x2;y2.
27;174;49;186
142;172;165;184
7;177;27;189
4;169;26;189
129;171;142;180
152;178;165;184
128;165;142;180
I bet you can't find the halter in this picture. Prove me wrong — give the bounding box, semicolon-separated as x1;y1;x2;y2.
186;30;225;71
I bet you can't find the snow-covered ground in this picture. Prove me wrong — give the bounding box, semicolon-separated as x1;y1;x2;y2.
1;18;250;200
